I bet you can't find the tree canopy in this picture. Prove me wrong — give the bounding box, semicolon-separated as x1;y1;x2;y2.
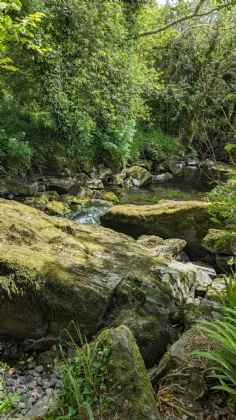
0;0;236;174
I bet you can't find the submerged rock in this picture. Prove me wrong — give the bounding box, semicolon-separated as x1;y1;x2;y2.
0;198;212;339
126;165;153;187
98;325;161;420
101;200;214;252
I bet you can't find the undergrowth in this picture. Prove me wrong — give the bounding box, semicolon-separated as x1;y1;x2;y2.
45;321;113;420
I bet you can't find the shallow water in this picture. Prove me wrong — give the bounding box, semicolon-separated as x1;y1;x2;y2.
69;167;225;224
68;204;108;225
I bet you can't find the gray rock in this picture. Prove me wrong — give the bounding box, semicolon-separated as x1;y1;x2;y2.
86;178;104;190
35;365;44;374
28;381;37;390
112;309;169;367
22;394;56;419
6;377;14;386
49;378;57;388
186;261;216;279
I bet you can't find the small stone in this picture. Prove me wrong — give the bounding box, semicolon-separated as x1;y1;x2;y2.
28;380;37;390
55;380;62;389
42;380;50;389
49;378;57;387
37;376;43;385
6;377;14;386
32;385;44;400
19;402;26;409
28;397;36;405
35;365;44;374
46;388;53;395
28;363;35;369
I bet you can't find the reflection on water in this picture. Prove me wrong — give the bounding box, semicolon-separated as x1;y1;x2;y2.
69;168;226;224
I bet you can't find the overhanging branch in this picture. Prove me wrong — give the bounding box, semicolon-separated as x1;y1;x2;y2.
139;0;231;37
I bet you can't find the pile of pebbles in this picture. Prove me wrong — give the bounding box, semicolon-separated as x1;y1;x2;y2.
0;335;72;419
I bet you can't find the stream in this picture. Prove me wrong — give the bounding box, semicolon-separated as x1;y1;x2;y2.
68;167;226;225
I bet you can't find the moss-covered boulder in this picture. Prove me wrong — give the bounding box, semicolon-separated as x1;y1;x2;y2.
126;165;153;187
101;201;214;252
99;191;119;203
25;192;72;216
0;178;40;198
202;229;236;255
112;309;169;368
44;200;71;216
0;199;213;339
98;325;161;420
44;177;81;195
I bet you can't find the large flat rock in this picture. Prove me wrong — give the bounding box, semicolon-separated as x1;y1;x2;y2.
0;199;211;339
101;200;214;249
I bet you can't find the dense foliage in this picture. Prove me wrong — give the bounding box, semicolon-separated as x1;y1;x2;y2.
0;0;236;174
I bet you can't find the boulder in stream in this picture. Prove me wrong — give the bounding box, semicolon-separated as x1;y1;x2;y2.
101;200;215;254
126;165;153;187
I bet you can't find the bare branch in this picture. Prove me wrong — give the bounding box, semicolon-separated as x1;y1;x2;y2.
139;0;231;38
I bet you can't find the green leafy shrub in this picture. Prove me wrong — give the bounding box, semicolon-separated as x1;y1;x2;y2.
131;126;186;163
47;321;113;420
102;121;136;168
0;130;32;176
208;178;236;229
192;308;236;402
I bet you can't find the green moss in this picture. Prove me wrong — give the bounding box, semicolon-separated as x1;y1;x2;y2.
101;200;214;244
98;326;160;419
61;194;90;206
44;200;71;216
100;191;119;203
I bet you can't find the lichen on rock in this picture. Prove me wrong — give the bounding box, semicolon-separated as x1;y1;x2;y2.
98;325;161;420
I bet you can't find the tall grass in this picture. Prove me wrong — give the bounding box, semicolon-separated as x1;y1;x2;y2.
191;308;236;402
218;271;236;309
55;321;112;420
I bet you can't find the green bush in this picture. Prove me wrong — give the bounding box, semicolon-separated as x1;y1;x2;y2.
0;130;32;176
102;121;136;168
208;178;236;229
131;126;186;163
192;308;236;402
